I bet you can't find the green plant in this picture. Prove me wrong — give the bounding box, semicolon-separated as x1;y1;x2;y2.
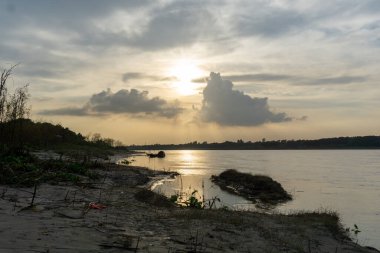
169;190;203;209
169;194;179;203
352;224;361;235
184;190;203;209
204;196;221;209
67;163;87;174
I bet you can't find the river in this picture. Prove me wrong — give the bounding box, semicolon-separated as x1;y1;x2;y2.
125;150;380;249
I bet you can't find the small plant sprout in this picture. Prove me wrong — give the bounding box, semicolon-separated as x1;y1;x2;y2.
352;224;361;235
185;190;203;209
346;224;361;244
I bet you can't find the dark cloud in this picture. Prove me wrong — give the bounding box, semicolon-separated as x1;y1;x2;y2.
0;0;149;29
303;76;367;85
129;1;218;50
233;84;265;94
41;107;89;116
122;72;150;82
192;73;292;83
360;0;380;13
0;1;155;81
194;73;368;86
237;7;307;38
40;88;183;118
224;74;293;82
122;72;177;82
199;72;291;126
70;1;221;51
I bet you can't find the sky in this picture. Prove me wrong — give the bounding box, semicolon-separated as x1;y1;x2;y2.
1;0;379;144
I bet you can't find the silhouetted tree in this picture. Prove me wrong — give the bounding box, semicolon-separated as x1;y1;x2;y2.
0;65;30;149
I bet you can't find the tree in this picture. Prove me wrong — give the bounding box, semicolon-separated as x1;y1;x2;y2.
91;133;102;143
0;65;14;124
5;85;30;122
0;65;30;148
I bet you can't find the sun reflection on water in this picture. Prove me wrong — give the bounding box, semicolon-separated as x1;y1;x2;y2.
176;150;208;175
180;150;195;163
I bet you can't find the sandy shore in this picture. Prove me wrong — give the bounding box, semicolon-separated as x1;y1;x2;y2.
0;163;378;253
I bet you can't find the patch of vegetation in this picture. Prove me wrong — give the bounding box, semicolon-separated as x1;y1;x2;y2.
0;65;122;187
172;208;249;226
286;209;347;239
135;189;176;208
211;169;292;205
0;150;100;187
170;190;204;209
170;188;222;209
0;119;128;155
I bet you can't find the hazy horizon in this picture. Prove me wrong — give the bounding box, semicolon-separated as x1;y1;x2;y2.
1;0;379;145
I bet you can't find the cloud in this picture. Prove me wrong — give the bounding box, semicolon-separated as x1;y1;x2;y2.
192;73;293;83
224;74;294;82
360;0;380;13
73;1;221;51
40;88;183;118
301;76;368;85
199;72;291;126
122;72;153;82
122;72;177;82
41;107;89;116
1;0;149;30
236;6;307;38
128;1;219;50
193;73;368;86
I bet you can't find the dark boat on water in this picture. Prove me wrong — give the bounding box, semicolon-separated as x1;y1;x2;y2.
147;150;166;158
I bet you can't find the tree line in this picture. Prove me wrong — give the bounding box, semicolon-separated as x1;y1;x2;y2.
129;136;380;150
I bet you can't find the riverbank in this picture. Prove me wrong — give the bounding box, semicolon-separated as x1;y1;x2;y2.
0;163;378;252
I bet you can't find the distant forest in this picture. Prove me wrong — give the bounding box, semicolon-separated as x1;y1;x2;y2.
129;136;380;150
0;118;125;150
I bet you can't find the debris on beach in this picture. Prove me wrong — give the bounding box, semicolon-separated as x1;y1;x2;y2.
88;202;107;210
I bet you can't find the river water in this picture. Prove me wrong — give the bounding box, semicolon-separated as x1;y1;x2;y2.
126;150;380;249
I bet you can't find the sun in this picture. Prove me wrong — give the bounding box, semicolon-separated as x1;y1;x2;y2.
168;59;204;95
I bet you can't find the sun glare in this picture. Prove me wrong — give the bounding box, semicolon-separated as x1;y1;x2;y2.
180;150;195;163
169;59;204;95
